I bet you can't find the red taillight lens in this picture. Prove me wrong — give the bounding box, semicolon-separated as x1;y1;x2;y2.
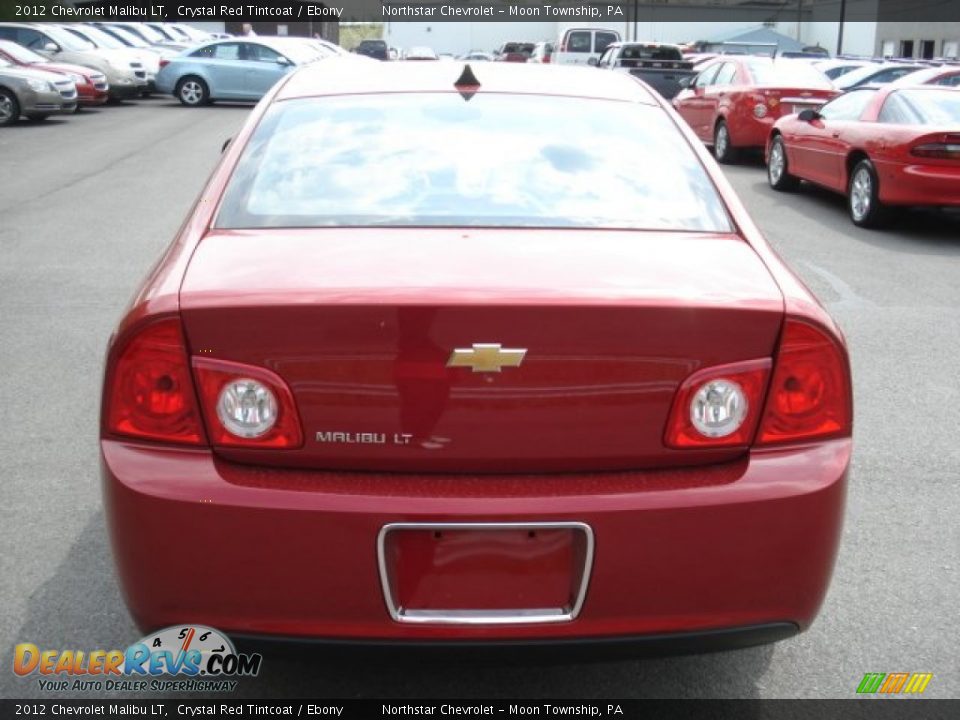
192;357;303;448
159;59;170;69
664;359;772;449
757;319;852;445
105;319;205;445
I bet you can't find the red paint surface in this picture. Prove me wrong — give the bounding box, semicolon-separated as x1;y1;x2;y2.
769;85;960;207
100;63;852;642
103;438;849;638
673;57;838;150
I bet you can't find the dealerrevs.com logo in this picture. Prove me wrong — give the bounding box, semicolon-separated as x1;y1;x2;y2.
13;625;262;693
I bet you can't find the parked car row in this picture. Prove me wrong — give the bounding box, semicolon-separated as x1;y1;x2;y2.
663;53;960;227
352;27;620;67
766;85;960;227
0;20;240;123
0;25;355;122
0;22;152;108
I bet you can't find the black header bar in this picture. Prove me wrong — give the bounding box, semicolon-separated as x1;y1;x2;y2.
4;1;960;23
0;699;957;720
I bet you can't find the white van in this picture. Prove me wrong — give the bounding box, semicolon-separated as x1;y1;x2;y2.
553;27;621;66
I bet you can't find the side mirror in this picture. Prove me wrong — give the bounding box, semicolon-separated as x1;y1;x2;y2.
678;76;694;88
587;57;599;67
221;137;231;153
798;108;822;122
43;42;59;53
277;56;292;66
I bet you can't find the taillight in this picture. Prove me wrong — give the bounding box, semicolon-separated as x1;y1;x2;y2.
664;359;772;448
159;59;170;69
757;319;852;445
192;357;302;448
105;318;205;445
911;143;960;160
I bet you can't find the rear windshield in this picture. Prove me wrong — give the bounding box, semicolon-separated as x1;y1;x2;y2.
743;59;833;88
503;43;534;54
879;89;960;124
216;93;732;232
620;45;683;61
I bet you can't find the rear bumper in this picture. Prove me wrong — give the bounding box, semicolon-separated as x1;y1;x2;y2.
102;437;849;646
876;160;960;207
728;113;774;149
234;622;799;660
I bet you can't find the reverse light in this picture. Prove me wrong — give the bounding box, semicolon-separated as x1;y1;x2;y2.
105;318;205;445
665;359;771;449
192;357;302;448
690;379;748;438
757;319;852;445
217;379;277;438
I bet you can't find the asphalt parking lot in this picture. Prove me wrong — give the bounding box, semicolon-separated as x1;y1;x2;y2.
1;99;958;700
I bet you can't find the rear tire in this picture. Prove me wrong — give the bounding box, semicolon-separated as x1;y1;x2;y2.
767;135;800;192
0;88;20;126
176;76;209;107
848;158;888;228
713;120;738;164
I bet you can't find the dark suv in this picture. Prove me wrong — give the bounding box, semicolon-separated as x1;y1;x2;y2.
356;39;389;61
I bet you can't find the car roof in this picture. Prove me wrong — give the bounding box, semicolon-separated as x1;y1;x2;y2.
193;36;294;52
612;41;682;49
278;59;659;104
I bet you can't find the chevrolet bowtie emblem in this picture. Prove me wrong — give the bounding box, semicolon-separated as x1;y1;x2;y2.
446;343;527;373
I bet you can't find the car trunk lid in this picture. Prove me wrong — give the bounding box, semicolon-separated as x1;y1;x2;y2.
179;229;784;472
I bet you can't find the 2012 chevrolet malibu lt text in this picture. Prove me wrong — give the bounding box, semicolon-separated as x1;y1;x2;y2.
100;61;852;652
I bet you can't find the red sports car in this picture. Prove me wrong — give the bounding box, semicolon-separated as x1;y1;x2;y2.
673;56;838;163
767;85;960;227
0;39;109;108
101;61;852;652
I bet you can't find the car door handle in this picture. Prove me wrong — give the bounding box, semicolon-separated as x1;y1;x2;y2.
832;132;841;138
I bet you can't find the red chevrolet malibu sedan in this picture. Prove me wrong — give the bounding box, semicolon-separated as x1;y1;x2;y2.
673;55;837;163
767;85;960;227
101;60;852;653
0;39;108;108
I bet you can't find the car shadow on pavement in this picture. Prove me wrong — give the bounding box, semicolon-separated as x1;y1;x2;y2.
738;165;960;254
7;118;71;129
7;512;776;700
154;101;257;110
